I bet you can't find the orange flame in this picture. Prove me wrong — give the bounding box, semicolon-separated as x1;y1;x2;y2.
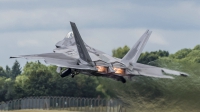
96;66;108;73
113;67;125;75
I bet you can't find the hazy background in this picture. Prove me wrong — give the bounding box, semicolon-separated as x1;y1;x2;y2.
1;0;200;67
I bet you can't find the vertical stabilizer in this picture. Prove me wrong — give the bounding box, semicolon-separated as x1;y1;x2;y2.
121;30;152;66
70;22;94;66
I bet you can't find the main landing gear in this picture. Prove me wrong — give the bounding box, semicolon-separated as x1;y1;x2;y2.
57;67;79;78
114;76;126;83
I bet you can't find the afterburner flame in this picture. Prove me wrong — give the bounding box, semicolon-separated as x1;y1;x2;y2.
96;66;108;73
114;67;125;75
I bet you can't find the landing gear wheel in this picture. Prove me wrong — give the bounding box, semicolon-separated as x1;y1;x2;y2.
71;74;75;78
120;77;126;83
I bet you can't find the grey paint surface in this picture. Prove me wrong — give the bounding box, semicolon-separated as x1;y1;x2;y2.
10;22;188;83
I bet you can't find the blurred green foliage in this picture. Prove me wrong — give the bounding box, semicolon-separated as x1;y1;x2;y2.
0;61;104;101
112;45;169;64
106;45;200;112
0;45;200;112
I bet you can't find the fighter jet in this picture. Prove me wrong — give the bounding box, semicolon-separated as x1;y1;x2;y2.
10;22;188;83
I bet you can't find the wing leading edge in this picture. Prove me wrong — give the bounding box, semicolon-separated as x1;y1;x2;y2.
10;53;74;60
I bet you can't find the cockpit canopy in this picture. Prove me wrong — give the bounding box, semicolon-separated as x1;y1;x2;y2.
66;31;74;39
56;31;75;48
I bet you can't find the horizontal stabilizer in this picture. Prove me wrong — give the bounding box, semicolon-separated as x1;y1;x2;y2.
162;68;189;77
132;63;189;78
137;68;174;79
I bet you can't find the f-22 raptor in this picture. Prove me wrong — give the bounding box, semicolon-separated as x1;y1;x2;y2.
10;22;188;83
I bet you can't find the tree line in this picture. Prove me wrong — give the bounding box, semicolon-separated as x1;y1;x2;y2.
110;44;200;111
0;44;200;103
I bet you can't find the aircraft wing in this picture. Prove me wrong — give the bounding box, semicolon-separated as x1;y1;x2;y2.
132;63;189;79
10;53;95;70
